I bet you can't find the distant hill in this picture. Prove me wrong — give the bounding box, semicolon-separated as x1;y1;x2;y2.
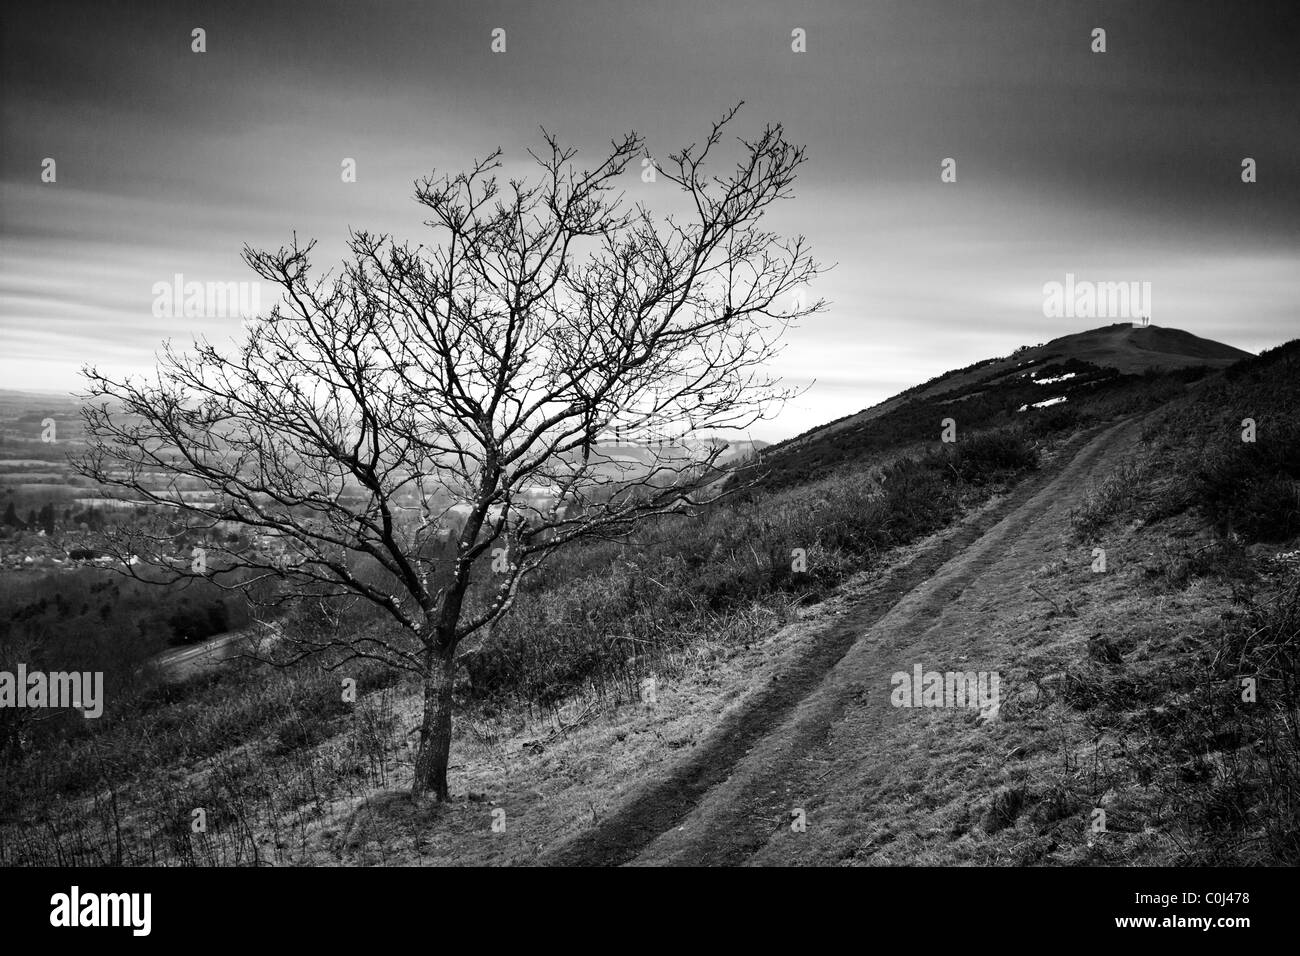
578;436;769;481
793;324;1252;447
744;323;1254;492
1021;323;1251;373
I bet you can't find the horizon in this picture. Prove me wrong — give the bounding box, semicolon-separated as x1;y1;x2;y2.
0;319;1271;444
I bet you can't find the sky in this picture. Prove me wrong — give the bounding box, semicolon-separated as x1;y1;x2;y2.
2;0;1297;441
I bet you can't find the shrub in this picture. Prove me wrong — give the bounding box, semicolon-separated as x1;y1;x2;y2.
1191;435;1300;542
1141;580;1300;863
951;430;1039;483
1070;455;1152;541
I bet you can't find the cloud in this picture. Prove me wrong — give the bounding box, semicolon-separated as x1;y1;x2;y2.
2;0;1296;439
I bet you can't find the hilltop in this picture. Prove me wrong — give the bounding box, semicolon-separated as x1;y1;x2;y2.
745;324;1254;491
787;323;1248;444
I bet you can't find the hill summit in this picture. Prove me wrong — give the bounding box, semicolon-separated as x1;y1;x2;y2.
791;323;1251;447
1017;323;1251;374
747;323;1254;491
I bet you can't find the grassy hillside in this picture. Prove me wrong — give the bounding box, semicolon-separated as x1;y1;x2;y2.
0;401;1069;865
1;336;1293;867
1047;338;1300;863
773;323;1250;456
746;324;1251;493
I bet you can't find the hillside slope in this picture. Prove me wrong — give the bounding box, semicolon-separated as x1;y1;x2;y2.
782;323;1250;448
548;338;1299;866
545;417;1145;864
745;323;1252;492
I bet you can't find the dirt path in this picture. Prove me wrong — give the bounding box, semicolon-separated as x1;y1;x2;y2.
543;415;1145;866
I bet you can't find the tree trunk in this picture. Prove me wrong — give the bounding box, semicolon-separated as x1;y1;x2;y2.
412;645;455;800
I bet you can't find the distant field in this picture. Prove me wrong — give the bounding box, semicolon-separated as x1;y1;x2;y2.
10;483;86;496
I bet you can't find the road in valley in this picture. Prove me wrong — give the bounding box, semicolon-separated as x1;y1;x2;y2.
148;621;281;682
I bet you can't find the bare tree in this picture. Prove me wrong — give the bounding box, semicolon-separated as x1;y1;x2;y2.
75;105;824;799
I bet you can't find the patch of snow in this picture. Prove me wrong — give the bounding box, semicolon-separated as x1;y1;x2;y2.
1017;395;1068;412
1033;372;1077;385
